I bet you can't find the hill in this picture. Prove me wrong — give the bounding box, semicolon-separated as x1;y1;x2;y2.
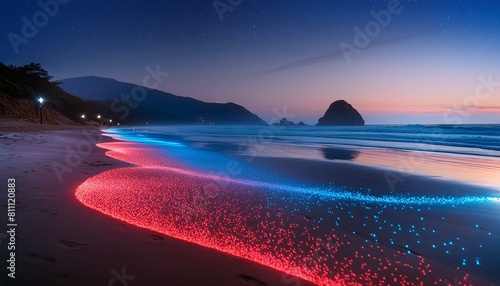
61;76;267;125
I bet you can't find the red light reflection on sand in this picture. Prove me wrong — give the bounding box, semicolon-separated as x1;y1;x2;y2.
76;142;470;285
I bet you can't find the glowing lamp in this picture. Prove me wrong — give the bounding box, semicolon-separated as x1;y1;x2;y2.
37;97;45;124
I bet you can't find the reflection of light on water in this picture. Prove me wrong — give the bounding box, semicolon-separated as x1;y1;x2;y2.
76;138;499;285
350;149;500;190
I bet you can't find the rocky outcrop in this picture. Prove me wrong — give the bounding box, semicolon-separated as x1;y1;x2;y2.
316;100;365;126
271;118;307;127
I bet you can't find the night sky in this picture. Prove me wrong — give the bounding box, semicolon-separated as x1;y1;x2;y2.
1;0;499;124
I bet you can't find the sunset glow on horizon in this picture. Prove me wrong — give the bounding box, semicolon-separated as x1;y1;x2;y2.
1;1;499;124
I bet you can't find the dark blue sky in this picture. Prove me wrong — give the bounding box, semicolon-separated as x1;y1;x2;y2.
1;1;499;123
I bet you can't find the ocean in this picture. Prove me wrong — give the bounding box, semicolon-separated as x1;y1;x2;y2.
72;124;500;284
106;124;500;189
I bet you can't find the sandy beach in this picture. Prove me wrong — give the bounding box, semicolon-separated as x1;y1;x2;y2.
0;122;314;286
1;122;498;285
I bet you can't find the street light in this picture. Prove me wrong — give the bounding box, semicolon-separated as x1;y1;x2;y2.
97;115;101;126
81;114;85;119
38;97;44;124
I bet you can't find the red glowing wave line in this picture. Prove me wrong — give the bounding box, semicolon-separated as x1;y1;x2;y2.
96;142;499;206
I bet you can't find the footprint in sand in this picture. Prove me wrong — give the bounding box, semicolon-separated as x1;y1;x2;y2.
58;240;88;250
25;253;56;263
38;208;58;216
149;234;164;242
238;274;267;286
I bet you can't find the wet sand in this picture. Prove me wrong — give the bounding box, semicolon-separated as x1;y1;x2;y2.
1;122;498;285
0;125;312;286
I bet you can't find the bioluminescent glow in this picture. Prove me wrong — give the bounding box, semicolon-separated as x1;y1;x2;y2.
97;139;499;207
76;165;439;285
76;139;498;285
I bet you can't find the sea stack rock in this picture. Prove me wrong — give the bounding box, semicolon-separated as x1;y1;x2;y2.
279;118;294;126
271;118;307;126
317;100;365;126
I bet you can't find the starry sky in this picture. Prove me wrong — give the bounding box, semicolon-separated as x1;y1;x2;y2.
1;0;499;124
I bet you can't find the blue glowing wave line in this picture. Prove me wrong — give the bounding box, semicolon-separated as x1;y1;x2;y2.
102;129;500;206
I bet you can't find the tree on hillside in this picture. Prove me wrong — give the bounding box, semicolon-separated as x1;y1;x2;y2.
8;62;61;93
10;62;53;80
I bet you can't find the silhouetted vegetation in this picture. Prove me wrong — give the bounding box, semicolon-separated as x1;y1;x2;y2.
0;62;34;98
0;61;110;124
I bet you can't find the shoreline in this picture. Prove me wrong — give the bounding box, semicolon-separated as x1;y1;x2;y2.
1;123;498;285
0;127;313;286
75;131;499;284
